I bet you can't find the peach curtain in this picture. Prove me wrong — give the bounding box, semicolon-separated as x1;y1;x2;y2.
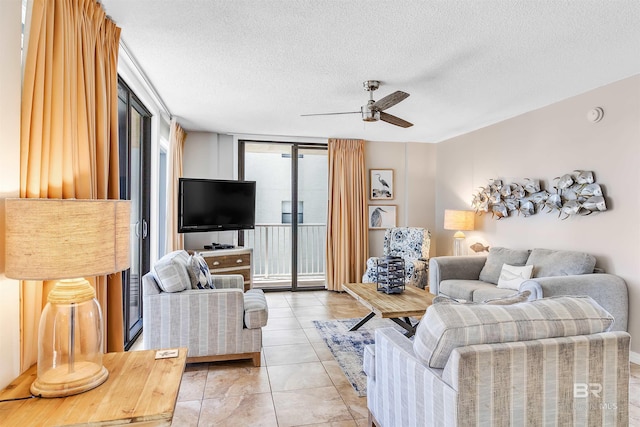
166;118;187;252
325;139;369;291
20;0;123;370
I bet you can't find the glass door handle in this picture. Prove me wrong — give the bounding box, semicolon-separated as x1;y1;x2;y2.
142;219;148;239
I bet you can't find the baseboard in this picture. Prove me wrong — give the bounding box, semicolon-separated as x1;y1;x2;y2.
630;350;640;365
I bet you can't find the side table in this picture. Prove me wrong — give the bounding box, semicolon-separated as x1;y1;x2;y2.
0;348;187;426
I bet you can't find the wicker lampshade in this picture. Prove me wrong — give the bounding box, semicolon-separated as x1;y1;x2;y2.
443;209;475;232
5;198;130;280
4;198;131;397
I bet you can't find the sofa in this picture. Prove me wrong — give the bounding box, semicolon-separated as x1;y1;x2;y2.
429;247;628;331
365;295;630;426
142;250;268;366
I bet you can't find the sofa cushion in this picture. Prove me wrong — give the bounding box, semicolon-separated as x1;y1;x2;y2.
497;264;534;290
526;248;596;277
188;254;214;289
413;295;614;369
152;250;191;293
478;247;530;285
434;290;530;305
439;279;497;301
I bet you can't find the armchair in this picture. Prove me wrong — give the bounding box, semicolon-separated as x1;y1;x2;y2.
142;250;268;366
362;227;431;288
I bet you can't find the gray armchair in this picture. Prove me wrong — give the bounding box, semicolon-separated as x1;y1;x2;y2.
142;250;268;366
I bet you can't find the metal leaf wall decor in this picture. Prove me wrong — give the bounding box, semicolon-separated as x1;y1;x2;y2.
471;170;607;220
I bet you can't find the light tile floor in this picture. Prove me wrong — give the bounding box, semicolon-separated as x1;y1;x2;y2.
132;290;640;426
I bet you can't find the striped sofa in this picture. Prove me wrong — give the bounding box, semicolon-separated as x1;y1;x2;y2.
364;295;630;426
142;267;268;366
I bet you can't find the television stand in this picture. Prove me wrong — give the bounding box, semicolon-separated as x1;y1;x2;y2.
193;247;253;291
204;243;235;250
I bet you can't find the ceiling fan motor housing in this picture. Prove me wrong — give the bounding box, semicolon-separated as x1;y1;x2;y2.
361;100;380;122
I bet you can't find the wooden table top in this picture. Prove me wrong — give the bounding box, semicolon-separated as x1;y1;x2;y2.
0;348;187;426
342;282;434;318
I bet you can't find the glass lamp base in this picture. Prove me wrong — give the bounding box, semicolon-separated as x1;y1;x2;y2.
30;362;108;398
33;278;107;398
453;237;466;256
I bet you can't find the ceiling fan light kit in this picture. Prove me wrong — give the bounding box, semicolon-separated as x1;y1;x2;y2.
302;80;413;128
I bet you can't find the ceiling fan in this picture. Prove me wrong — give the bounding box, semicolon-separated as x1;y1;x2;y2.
301;80;413;128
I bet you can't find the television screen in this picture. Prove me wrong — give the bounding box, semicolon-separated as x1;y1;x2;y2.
178;178;256;233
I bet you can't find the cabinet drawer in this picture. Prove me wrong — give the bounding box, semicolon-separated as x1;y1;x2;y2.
204;253;250;269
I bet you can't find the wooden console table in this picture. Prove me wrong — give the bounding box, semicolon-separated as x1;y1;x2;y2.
195;247;253;291
0;348;187;426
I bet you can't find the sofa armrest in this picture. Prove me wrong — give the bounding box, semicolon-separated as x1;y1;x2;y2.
243;289;268;328
429;255;487;295
211;274;245;290
368;328;455;427
525;273;628;331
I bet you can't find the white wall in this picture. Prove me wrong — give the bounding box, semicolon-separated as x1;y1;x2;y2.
434;75;640;354
0;0;23;388
366;141;437;257
182;131;236;249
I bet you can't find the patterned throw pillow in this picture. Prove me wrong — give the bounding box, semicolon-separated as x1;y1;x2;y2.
188;255;213;289
497;264;534;290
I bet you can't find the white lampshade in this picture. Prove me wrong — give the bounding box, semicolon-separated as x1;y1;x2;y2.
5;198;130;398
443;210;475;256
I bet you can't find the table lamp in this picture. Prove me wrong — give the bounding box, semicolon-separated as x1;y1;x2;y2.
5;198;130;398
443;209;475;256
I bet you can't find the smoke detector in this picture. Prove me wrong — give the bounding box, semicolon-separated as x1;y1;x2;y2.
587;107;604;123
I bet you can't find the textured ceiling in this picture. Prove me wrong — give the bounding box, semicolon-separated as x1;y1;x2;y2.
101;0;640;143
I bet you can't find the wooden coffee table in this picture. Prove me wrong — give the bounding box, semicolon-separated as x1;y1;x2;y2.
342;282;434;337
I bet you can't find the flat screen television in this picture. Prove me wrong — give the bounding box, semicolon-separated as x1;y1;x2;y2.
178;178;256;233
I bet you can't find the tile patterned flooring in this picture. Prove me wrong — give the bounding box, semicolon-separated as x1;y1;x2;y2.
133;290;640;426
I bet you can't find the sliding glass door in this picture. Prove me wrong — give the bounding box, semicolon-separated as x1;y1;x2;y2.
240;141;327;291
118;78;151;349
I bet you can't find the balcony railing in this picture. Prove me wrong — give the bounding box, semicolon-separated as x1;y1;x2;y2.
243;223;326;287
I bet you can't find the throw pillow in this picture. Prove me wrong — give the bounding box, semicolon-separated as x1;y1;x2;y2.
189;255;213;289
482;290;531;304
413;295;614;369
526;248;596;277
152;250;190;293
478;247;530;285
433;290;531;305
497;264;534;290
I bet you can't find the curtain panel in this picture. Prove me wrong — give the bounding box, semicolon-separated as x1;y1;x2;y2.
325;139;369;291
166;118;187;252
20;0;123;370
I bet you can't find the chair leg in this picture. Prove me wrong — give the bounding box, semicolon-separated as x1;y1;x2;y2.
251;352;261;367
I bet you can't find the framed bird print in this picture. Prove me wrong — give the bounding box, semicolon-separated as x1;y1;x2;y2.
368;205;397;229
370;169;394;200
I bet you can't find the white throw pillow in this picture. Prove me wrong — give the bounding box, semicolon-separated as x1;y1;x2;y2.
497;264;534;290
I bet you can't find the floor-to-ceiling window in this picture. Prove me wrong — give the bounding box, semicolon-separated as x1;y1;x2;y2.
118;77;151;349
240;141;327;291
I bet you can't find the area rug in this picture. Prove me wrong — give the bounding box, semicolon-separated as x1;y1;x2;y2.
312;317;412;397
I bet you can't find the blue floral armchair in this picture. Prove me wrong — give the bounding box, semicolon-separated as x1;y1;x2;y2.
362;227;431;289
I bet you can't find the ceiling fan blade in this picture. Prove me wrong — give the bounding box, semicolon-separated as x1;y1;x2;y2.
372;91;409;111
380;111;413;128
301;111;360;117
